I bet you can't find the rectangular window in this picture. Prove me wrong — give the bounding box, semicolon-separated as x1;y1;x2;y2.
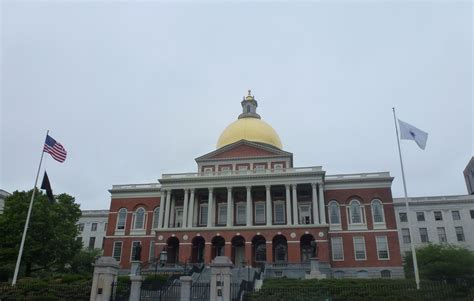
274;202;285;224
353;237;366;260
376;236;389;260
255;202;266;224
236;203;246;225
218;203;227;225
255;164;266;170
131;241;140;261
78;223;84;232
299;204;311;224
452;210;461;221
199;204;208;226
416;212;425;222
399;212;408;222
237;165;248;171
434;211;443;221
174;207;183;227
455;226;465;241
420;228;429;243
149;240;155;262
88;237;96;249
331;237;344;261
437;227;447;242
470;210;474;219
220;166;231;175
402;228;411;243
91;223;98;231
76;236;83;244
113;241;122;261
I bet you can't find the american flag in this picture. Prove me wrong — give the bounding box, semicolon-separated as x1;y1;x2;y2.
43;135;67;163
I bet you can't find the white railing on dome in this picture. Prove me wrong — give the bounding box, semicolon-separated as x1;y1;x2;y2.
161;166;323;179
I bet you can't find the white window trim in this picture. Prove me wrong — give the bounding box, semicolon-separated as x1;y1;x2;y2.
273;200;286;224
298;202;312;224
199;203;208;226
130;241;141;262
116;208;127;231
328;201;342;230
132;208;146;230
331;237;344;261
254;201;266;224
371;199;386;229
152;208;160;229
347;200;367;230
375;236;390;260
149;240;155;262
353;236;367;261
113;241;123;262
236;202;246;225
217;203;227;225
419;227;429;243
434;211;443;221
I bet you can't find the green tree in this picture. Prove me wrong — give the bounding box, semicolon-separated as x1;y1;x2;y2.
404;244;474;284
0;189;82;280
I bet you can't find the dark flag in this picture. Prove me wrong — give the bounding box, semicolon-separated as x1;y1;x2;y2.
41;171;55;204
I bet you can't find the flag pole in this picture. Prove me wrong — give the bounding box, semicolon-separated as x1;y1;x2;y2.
12;130;49;286
392;108;420;290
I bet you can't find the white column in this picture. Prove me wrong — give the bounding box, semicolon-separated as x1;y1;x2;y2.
318;183;326;224
207;188;214;227
292;184;298;225
170;195;176;228
311;183;319;224
265;185;272;226
182;189;189;228
163;190;172;229
226;187;233;227
285;184;291;225
158;190;167;229
246;186;253;226
188;189;195;228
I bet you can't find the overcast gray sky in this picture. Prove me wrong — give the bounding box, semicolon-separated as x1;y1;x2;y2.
1;1;472;210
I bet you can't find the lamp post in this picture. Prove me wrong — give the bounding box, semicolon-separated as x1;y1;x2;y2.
159;249;168;267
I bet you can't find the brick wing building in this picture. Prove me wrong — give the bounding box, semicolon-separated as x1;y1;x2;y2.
103;91;403;278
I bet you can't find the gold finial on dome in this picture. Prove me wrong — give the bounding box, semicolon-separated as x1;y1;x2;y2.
245;89;255;101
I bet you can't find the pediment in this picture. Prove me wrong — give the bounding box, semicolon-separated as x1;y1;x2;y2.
196;140;292;161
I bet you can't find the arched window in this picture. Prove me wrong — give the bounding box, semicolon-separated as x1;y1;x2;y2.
334;271;345;279
247;105;251;113
371;199;385;223
328;201;340;224
348;200;364;224
381;270;391;278
152;207;160;229
133;207;145;230
116;208;127;230
356;270;369;278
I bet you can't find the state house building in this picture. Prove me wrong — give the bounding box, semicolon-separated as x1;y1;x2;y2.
103;92;403;278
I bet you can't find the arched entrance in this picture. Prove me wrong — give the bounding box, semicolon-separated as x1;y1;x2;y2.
191;236;205;263
300;234;315;262
252;235;266;266
211;236;225;259
272;235;287;263
166;237;180;264
231;236;245;266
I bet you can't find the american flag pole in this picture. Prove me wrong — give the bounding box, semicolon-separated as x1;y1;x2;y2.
12;130;49;286
392;108;420;290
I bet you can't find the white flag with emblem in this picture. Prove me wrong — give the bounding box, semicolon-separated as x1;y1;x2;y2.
398;119;428;150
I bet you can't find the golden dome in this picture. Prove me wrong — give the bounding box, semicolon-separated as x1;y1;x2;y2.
216;117;283;149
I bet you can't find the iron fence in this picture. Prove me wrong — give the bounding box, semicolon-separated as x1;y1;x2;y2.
190;282;210;301
110;281;130;301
